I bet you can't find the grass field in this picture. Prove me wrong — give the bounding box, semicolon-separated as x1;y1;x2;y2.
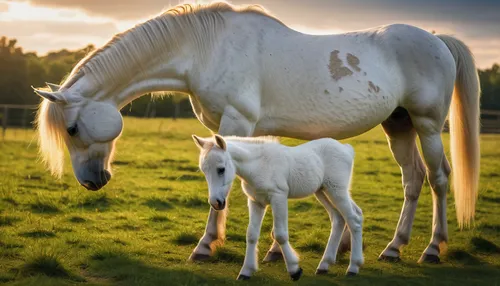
0;118;499;286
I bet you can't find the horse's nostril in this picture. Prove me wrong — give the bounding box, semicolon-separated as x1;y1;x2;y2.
83;180;98;191
216;199;222;209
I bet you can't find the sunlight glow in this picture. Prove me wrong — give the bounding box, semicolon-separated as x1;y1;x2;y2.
0;1;110;23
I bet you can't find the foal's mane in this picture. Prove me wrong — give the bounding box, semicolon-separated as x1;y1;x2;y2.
36;2;283;177
224;136;280;145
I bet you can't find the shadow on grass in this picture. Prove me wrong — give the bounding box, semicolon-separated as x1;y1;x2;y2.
86;250;269;286
76;193;113;211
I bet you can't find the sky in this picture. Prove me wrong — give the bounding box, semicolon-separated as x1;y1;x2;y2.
0;0;499;68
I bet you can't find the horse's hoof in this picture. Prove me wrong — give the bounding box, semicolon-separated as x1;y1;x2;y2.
290;267;303;281
346;271;358;276
418;254;440;264
263;251;283;262
189;253;211;262
237;274;251;281
315;269;328;275
378;254;401;263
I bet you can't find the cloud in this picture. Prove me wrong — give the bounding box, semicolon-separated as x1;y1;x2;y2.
0;2;8;12
0;20;119;54
3;0;499;67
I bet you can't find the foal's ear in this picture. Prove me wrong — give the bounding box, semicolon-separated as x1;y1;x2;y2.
214;134;226;151
192;135;208;149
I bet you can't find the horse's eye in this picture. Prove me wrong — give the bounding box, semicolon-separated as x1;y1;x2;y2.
67;124;78;136
217;167;225;176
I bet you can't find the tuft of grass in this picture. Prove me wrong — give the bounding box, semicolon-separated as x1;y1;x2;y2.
2;197;18;206
143;197;172;211
19;230;56;239
179;195;205;208
297;230;327;253
19;253;72;279
68;216;86;223
0;215;21;227
29;199;60;214
149;214;169;223
113;238;128;246
212;248;245;264
172;232;199;246
291;201;313;211
90;250;122;261
78;193;112;211
114;224;141;231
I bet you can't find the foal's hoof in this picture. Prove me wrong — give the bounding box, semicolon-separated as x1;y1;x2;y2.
263;251;283;262
315;269;328;275
188;253;211;262
290;267;303;281
378;254;401;263
346;271;358;277
237;274;251;281
418;254;440;264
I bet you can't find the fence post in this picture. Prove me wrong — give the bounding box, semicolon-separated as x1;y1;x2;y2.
2;106;8;140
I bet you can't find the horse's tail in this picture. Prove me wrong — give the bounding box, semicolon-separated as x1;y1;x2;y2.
437;34;481;228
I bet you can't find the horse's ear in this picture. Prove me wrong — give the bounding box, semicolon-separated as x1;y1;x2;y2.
192;135;207;149
46;82;61;92
214;134;226;151
32;86;64;103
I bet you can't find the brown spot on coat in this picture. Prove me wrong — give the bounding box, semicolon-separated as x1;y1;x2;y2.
368;81;380;93
339;87;344;93
328;50;353;81
346;53;361;72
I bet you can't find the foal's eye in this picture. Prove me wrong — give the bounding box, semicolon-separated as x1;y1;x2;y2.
67;124;78;136
217;167;225;176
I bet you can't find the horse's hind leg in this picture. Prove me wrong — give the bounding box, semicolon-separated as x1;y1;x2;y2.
314;190;346;274
378;107;426;261
409;89;452;263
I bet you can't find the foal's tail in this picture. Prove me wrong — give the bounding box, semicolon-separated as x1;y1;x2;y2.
437;35;481;229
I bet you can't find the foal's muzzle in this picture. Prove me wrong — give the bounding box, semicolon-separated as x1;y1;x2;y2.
211;198;226;211
80;170;112;191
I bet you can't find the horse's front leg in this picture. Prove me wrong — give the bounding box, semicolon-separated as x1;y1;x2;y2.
190;105;256;261
237;199;267;280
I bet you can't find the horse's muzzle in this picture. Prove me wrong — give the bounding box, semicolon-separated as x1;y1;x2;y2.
80;170;112;191
211;198;226;211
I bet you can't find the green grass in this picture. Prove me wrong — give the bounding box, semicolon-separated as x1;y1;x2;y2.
0;117;499;285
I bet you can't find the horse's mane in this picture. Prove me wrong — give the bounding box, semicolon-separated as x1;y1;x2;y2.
37;2;283;176
62;1;283;88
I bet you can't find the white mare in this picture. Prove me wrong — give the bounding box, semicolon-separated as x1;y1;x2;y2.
193;134;363;279
33;2;480;264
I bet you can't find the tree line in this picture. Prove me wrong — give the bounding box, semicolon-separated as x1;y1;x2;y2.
1;36;499;119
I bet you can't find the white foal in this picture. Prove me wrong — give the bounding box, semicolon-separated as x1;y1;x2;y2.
193;134;363;280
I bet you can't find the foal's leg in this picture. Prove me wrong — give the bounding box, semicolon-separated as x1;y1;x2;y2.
379;107;426;261
314;191;345;275
323;185;364;275
270;194;303;280
238;199;267;280
190;106;256;261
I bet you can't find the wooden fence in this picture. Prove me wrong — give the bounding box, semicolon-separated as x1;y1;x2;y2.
2;105;500;140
